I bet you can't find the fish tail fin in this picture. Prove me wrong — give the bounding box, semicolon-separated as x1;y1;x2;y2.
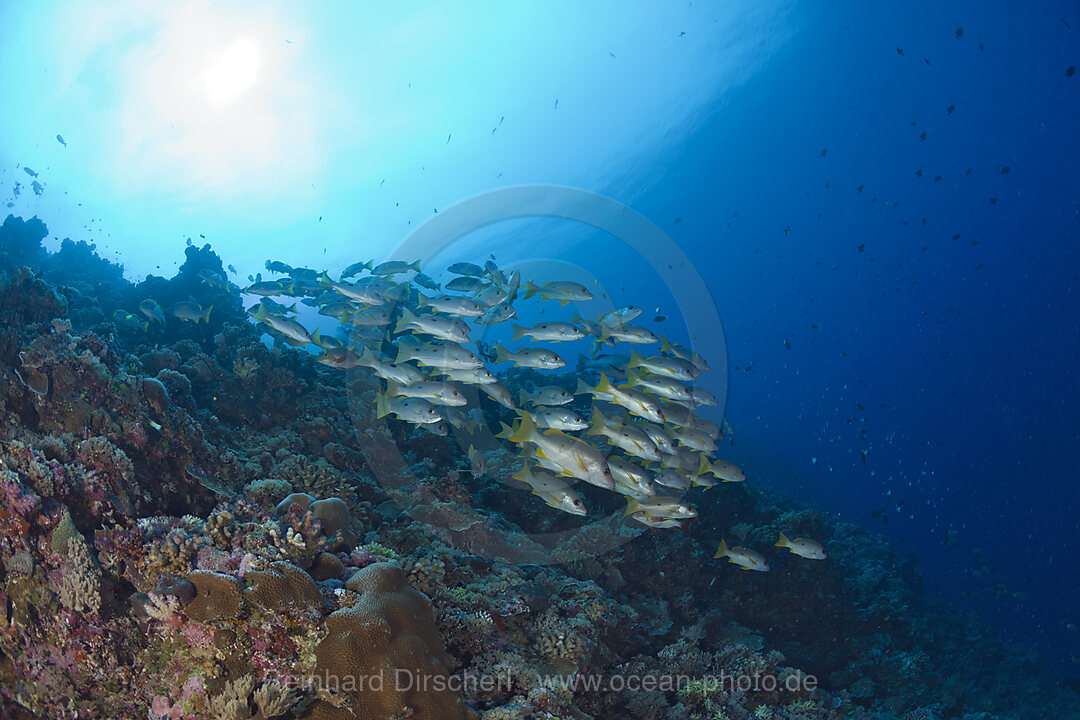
375;390;390;419
394;342;414;364
594;372;616;395
575;378;592;396
626;368;642;387
697;455;711;476
518;389;529;407
310;327;323;347
659;335;674;354
624;497;642;516
627;350;644;369
410;259;422;273
507;411;537;444
494;343;510;364
775;532;790;548
511;324;527;342
495;422;516;440
417;294;431;307
713;538;729;559
576;354;587;373
523;281;540;300
356;346;376;368
394;306;416;335
511;462;531;484
202;306;213;323
586;408;607;436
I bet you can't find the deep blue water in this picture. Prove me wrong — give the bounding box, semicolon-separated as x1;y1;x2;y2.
2;0;1078;682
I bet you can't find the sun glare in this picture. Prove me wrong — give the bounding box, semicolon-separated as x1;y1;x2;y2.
203;37;262;106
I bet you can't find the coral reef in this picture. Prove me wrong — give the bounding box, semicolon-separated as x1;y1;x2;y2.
0;214;1076;720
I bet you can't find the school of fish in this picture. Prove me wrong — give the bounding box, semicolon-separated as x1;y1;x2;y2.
233;256;824;568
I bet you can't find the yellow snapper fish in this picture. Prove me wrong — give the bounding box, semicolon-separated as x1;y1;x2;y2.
395;336;483;370
250;304;308;343
395;307;471;343
775;533;827;560
475;284;509;307
340;259;373;278
319;274;387;305
356;347;426;385
638;423;678;456
170;300;213;324
448;262;486;277
713;539;770;572
479;380;516;409
445;276;489;293
627;351;699;382
477;303;517;325
531;407;588;431
467;445;486;478
652;467;691;491
625;370;693;404
599;306;643;327
386;380;468;407
607;456;655;499
493;344;565;370
576;373;665;424
586;408;662;462
484;259;507;285
316;348;366;370
660;404;722;438
513;463;587;517
417;294;484;317
670;426;719;454
699;457;746;483
511;322;586;342
624;495;697;519
507;412;613;489
659;335;711;372
346;307;392;327
437;366;498;385
629;512;693;531
371;259;422;276
505;270;522;302
138;299;166;324
374;392;443;424
684;386;719;407
600;324;659;345
523;280;594;305
519;386;573;406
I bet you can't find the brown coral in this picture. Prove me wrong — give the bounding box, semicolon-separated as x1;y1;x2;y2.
245;561;323;614
303;563;476;720
185;570;244;622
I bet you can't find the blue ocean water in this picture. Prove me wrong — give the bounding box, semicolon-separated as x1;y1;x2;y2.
1;0;1078;712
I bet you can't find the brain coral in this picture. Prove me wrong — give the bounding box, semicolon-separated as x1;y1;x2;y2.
303;562;476;720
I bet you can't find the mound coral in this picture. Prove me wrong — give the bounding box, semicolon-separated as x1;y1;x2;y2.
305;562;476;720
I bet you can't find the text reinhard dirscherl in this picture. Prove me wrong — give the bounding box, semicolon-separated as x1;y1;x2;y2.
265;668;818;695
